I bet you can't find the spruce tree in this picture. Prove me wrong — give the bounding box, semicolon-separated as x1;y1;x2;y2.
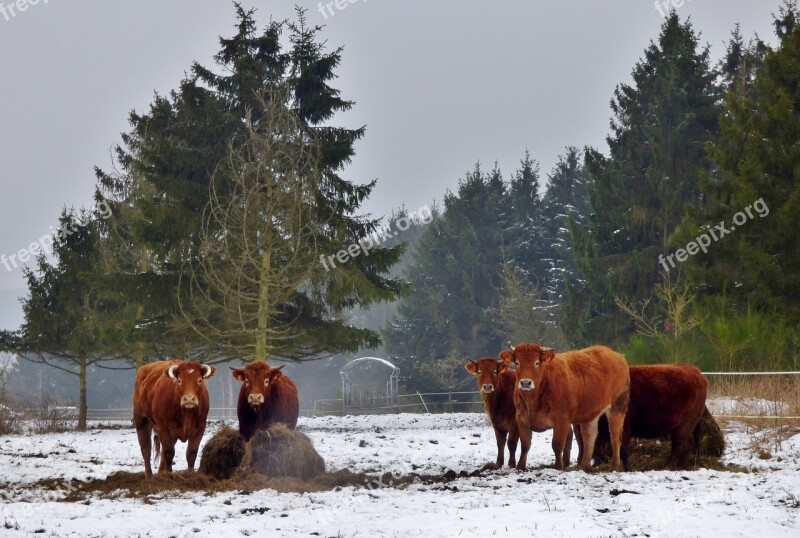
96;6;404;362
383;163;509;388
679;3;800;320
15;210;126;430
569;13;720;345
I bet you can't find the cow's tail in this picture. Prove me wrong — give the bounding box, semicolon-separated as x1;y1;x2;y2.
152;432;161;466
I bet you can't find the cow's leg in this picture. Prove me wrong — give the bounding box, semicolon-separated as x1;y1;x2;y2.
516;414;532;471
551;419;572;470
158;435;176;473
578;417;600;471
562;425;574;467
606;410;625;471
134;415;153;478
186;428;205;471
493;427;507;467
620;427;632;471
573;424;584;466
668;423;694;469
507;425;519;468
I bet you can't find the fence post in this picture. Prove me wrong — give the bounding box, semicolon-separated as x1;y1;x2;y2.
416;391;430;414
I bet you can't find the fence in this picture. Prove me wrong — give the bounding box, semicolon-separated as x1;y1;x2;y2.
82;371;800;422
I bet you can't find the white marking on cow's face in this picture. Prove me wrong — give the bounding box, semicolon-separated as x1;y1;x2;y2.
187;369;194;374
518;378;534;391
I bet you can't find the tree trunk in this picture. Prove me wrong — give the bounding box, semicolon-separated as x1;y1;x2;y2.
256;248;272;362
134;342;145;369
134;302;146;369
77;358;88;431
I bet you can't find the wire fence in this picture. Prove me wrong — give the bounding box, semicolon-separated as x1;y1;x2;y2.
81;371;800;422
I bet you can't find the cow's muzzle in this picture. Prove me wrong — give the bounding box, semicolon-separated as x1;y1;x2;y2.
481;384;495;394
248;394;265;406
181;395;199;408
518;379;534;391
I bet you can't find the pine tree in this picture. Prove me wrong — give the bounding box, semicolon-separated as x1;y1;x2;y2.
569;13;720;345
540;147;592;302
96;6;404;362
383;163;510;389
15;210;126;430
679;2;800;320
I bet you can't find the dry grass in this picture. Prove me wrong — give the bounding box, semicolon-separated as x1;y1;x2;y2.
236;424;326;480
708;375;800;454
199;424;325;481
198;425;245;479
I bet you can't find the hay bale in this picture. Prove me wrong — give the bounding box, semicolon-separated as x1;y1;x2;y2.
697;407;725;458
199;425;246;479
236;424;325;480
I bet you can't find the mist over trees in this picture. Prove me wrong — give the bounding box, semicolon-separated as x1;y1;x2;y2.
385;2;800;389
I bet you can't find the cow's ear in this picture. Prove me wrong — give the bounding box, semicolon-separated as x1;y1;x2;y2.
499;350;514;366
230;368;246;382
269;365;285;381
465;361;478;375
541;348;556;363
498;360;508;374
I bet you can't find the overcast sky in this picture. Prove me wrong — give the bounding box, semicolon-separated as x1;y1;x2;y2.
0;0;777;328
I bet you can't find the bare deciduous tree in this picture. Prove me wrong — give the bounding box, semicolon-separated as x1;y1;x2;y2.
180;93;327;362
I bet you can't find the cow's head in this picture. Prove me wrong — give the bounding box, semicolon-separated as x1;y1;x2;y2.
465;357;508;394
231;362;285;409
500;343;554;393
166;361;216;409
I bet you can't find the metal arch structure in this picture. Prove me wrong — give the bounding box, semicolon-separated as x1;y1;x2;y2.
340;357;400;414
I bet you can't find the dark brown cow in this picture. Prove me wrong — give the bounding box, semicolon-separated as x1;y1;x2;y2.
465;357;520;467
133;360;216;478
582;364;709;469
501;343;629;471
232;361;299;442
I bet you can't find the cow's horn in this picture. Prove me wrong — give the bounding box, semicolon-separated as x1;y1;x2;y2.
507;341;515;352
200;364;212;378
167;365;179;379
273;364;285;372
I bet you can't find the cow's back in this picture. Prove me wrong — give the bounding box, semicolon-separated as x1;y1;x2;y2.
266;375;300;429
133;361;172;419
559;346;630;423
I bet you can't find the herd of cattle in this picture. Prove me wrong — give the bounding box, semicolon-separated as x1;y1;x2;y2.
131;342;709;478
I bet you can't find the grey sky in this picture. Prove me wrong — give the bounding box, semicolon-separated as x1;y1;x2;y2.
0;0;777;328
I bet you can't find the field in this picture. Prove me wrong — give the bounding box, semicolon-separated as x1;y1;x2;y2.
1;412;799;538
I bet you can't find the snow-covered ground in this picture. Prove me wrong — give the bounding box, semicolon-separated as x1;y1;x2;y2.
1;413;799;537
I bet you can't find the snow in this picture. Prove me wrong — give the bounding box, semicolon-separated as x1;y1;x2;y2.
1;413;798;537
708;396;790;416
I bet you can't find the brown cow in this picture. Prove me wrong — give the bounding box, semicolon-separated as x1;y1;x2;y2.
581;364;709;470
466;357;574;468
231;361;299;442
133;360;216;478
465;357;520;467
501;343;629;471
